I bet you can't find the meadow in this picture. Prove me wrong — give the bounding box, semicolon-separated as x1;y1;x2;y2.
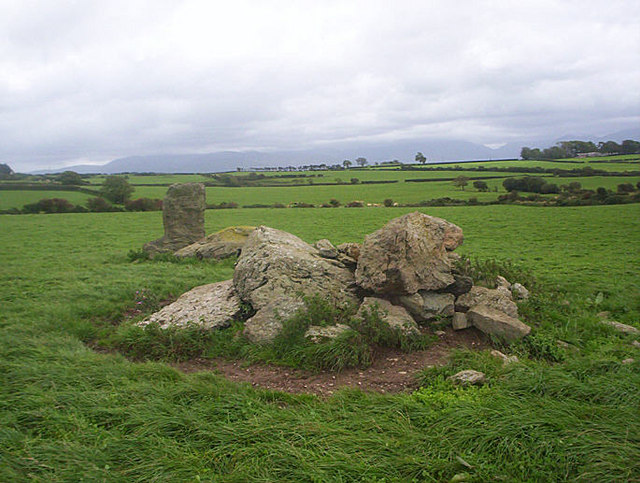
1;203;639;481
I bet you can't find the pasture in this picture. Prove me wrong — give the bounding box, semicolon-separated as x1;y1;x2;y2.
1;203;639;481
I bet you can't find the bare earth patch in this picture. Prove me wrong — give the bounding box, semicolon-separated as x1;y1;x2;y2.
174;327;491;396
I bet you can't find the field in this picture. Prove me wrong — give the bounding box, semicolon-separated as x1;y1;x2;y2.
2;202;639;481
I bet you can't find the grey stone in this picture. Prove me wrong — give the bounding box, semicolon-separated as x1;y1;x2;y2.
305;324;352;343
622;358;635;364
511;282;530;301
336;242;361;261
397;291;455;322
490;349;519;364
243;299;305;344
449;370;485;386
175;226;255;259
496;276;511;290
452;312;470;330
441;274;473;297
357;297;420;336
144;183;206;254
467;304;531;342
601;320;640;335
355;212;463;295
139;280;240;330
314;239;338;259
455;286;519;318
632;340;640;348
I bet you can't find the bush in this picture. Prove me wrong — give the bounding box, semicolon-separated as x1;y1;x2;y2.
329;198;341;207
208;201;238;209
87;197;117;212
473;180;489;192
125;198;162;211
350;177;360;184
23;198;76;213
346;201;364;208
383;198;394;207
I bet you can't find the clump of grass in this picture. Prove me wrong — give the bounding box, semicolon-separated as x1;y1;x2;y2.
455;255;536;289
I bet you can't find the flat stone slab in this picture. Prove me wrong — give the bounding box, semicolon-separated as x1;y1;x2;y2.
467;304;531;342
140;280;241;330
601;320;640;335
456;286;518;318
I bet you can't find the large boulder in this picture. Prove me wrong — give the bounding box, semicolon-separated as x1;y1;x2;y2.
355;212;463;295
139;280;241;330
467;304;531;342
455;286;519;318
357;297;420;336
234;226;358;341
175;226;255;259
143;183;206;254
396;291;455;322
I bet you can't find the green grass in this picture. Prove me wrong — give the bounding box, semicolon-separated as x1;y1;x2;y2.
1;206;639;481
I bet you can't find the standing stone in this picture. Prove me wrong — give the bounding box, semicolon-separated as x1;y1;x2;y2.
355;212;463;295
144;183;206;254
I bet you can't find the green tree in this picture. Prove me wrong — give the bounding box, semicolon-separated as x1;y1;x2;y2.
56;170;85;185
342;160;352;169
0;163;13;175
473;180;489;192
453;175;470;190
355;157;368;167
100;176;134;204
415;152;426;164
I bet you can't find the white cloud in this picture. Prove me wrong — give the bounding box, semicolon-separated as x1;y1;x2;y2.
1;0;639;170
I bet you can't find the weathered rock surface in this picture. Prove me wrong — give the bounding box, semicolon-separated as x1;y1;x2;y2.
490;349;519;364
243;299;305;344
139;280;241;330
496;276;511;290
511;282;530;301
467;304;531;342
305;324;352;343
357;297;420;335
455;286;519;318
337;242;361;261
175;226;255;259
601;320;640;335
397;291;455;322
440;274;473;297
449;370;486;386
144;183;206;254
452;312;471;330
234;226;358;314
355;212;463;295
314;239;338;259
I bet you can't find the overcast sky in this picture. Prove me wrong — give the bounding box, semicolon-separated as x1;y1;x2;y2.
1;0;639;171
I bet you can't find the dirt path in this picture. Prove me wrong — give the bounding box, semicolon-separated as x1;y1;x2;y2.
174;327;491;396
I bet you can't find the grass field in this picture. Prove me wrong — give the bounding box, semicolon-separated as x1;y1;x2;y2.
1;205;639;481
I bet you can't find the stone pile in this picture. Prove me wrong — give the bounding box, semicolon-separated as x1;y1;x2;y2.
141;206;532;344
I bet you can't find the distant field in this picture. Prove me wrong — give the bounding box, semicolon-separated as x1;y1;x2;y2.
87;174;212;185
0;190;93;210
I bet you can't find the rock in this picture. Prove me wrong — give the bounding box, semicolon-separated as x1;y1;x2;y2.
557;340;570;348
355;212;463;295
337;242;361;261
601;320;640;335
440;274;473;297
449;370;485;386
452;312;470;330
143;183;206;254
496;276;511;290
597;311;611;319
175;226;255;259
455;286;519;318
397;291;455;322
467;304;531;342
622;358;635;364
234;226;358;342
632;340;640;349
305;324;352;343
139;280;241;330
314;239;338;259
357;297;420;336
490;349;519;364
511;283;530;301
435;330;446;337
243;299;305;344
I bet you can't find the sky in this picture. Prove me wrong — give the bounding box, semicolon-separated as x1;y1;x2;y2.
1;0;639;172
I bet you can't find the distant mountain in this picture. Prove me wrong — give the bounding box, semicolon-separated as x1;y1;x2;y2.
33;139;522;174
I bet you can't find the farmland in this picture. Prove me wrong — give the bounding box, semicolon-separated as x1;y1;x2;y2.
1;200;640;481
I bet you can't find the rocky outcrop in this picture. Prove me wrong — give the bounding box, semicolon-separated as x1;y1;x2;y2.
139;280;241;330
357;297;420;336
355;212;463;295
234;226;358;313
396;291;455;322
175;226;256;259
143;183;206;254
467;304;531;341
455;286;519;318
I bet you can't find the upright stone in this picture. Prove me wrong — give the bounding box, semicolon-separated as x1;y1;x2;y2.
355;212;463;295
144;183;206;254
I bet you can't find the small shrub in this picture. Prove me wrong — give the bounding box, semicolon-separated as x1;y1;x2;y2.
346;201;364;208
87;197;116;212
515;332;565;362
125;198;162;211
383;198;394;207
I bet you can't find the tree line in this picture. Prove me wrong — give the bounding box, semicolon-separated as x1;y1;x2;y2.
521;139;640;160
